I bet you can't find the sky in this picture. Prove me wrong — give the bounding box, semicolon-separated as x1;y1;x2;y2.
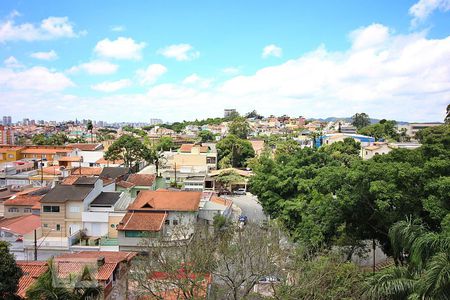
0;0;449;123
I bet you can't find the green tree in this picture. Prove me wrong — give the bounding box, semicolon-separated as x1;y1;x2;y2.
86;120;93;143
104;135;151;171
0;241;22;300
215;170;246;191
359;120;399;141
245;110;263;119
446;104;450;124
351;112;370;130
155;136;174;151
198;130;215;142
228;117;251;139
31;133;48;145
216;134;255;168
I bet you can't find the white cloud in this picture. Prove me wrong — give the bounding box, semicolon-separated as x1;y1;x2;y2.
409;0;450;26
94;37;146;60
158;44;200;61
136;64;167;85
0;66;74;92
349;23;390;50
111;25;125;32
4;56;23;68
68;60;119;75
0;14;80;42
222;67;241;75
262;44;283;58
30;50;58;60
182;73;213;88
91;79;132;92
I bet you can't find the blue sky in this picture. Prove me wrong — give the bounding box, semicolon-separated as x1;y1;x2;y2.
0;0;449;122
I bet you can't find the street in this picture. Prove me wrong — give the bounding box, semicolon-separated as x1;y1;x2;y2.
225;193;267;223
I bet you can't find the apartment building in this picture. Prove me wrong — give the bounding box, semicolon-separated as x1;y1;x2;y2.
0;125;15;145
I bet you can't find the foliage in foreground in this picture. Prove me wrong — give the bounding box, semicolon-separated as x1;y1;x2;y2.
0;241;22;300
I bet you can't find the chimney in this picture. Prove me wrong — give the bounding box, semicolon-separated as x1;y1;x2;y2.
97;256;105;267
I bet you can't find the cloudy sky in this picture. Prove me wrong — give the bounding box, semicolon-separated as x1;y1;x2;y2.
0;0;449;123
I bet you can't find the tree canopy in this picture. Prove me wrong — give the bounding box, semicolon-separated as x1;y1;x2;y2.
358;119;399;141
216;134;255;168
104;134;151;170
0;241;22;300
249;125;450;256
351;112;371;130
228;116;251;139
198;130;215;142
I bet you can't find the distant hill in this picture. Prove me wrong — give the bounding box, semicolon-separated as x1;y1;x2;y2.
308;117;409;125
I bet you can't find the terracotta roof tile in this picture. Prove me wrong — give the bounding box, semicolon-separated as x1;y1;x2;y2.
129;190;201;212
57;156;82;162
56;251;137;264
126;174;156;187
179;144;194;152
95;157;124;165
117;180;135;189
16;261;48;298
117;212;167;231
4;194;42;206
210;196;233;208
71;167;102;175
67;143;103;151
0;215;40;235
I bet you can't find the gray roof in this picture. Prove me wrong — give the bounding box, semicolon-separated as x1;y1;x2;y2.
41;185;93;203
100;167;130;179
90;192;121;206
74;177;98;185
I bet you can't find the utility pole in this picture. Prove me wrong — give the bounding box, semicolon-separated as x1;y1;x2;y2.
174;162;177;186
40;155;43;186
34;229;37;261
372;239;376;274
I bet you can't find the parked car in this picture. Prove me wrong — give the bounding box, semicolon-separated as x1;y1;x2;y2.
238;215;248;225
218;189;232;196
233;188;247;195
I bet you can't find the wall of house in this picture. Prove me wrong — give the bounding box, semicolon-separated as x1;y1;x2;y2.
75;150;104;167
108;213;125;238
40;202;66;237
4;205;33;218
82;181;103;212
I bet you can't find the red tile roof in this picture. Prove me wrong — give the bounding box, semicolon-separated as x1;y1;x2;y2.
129;190;201;212
21;148;72;154
16;261;48;298
126;174;156;187
179;144;194;152
117;180;135;189
71;167;102;175
95;157;124;165
57;156;82;162
67;143;103;151
56;251;136;264
117;212;167;231
210;196;233;208
0;215;40;235
4;194;42;206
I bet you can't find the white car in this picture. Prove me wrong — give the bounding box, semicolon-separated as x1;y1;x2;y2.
233;188;247;195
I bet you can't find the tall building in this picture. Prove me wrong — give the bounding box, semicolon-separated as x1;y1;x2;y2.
2;116;12;126
224;109;237;118
149;118;163;125
0;125;15;145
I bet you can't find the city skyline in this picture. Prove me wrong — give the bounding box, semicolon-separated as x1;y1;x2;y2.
1;0;449;122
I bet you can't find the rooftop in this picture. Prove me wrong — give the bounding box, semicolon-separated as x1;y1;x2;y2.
117;211;167;231
0;214;40;235
100;167;129;179
126;173;156;187
129;190;202;212
41;184;93;203
67;143;104;151
90;192;121;206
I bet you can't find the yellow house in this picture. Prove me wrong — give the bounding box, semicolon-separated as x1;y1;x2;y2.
0;146;24;162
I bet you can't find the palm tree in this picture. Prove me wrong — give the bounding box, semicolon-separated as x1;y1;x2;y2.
365;218;450;299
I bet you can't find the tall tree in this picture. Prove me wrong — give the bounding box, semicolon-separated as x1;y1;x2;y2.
228;117;251;139
216;134;255;168
351;112;370;130
198;130;215;142
0;241;22;300
86;120;93;143
104;135;151;171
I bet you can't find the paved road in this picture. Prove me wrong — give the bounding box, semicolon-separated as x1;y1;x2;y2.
225;193;267;223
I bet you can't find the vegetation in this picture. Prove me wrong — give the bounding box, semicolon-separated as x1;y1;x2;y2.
365;218;450;299
86;120;93;143
104;134;151;170
0;241;22;300
250;125;450;256
245;110;264;119
216;134;255;168
351;112;370;130
215;170;246;191
122;125;147;137
198;130;216;142
358;119;400;141
228;116;251;139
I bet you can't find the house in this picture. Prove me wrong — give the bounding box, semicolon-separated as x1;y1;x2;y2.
249;140;265;157
39;177;103;238
67;143;105;167
16;251;137;300
361;142;393;160
100;167;130;182
0;146;24;162
117;190;202;251
206;168;252;192
3;190;44;218
95;157;124;167
198;193;233;225
124;174;157;198
0;215;41;254
320;133;375;148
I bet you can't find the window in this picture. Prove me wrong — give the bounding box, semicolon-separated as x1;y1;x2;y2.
43;206;60;213
110;224;116;228
8;154;14;158
24;208;32;213
172;219;179;226
69;206;80;213
43;224;48;228
56;224;61;231
164;220;170;225
8;207;19;213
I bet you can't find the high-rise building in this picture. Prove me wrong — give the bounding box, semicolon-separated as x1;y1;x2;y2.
0;126;15;145
2;116;12;126
149;118;163;125
224;109;237;118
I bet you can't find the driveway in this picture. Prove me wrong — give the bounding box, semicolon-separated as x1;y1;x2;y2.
225;193;267;223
